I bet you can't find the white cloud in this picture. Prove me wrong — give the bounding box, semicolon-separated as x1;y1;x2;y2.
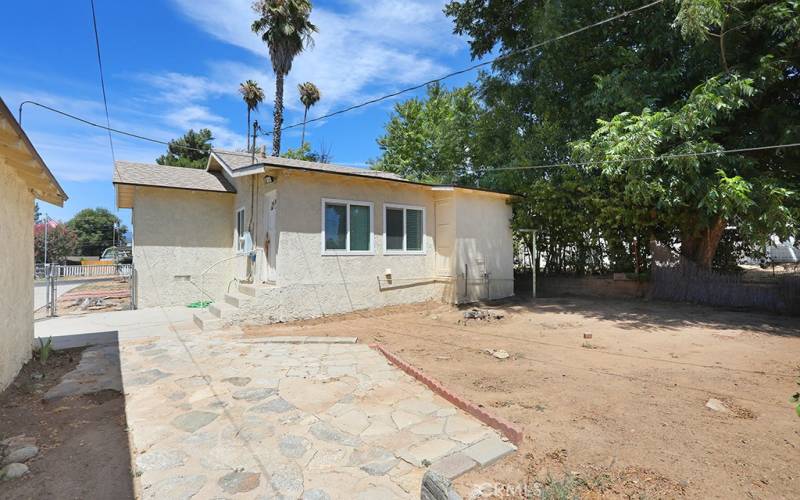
168;0;455;116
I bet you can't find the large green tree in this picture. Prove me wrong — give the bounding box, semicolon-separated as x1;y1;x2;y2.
371;83;483;184
156;128;214;169
66;208;127;257
438;0;799;271
252;0;317;156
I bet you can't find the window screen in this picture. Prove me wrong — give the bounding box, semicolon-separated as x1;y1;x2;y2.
406;209;423;251
236;209;245;252
385;208;404;251
349;204;371;251
324;203;347;250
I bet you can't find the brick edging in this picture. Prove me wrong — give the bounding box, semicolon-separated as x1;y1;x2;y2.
370;344;524;446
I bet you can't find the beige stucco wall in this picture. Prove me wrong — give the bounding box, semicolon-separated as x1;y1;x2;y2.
0;160;34;391
453;190;515;302
131;186;236;308
243;171;446;322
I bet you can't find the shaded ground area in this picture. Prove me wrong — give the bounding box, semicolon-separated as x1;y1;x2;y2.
243;298;800;498
0;346;134;499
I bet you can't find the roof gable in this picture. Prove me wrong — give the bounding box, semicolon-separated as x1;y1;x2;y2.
0;97;67;206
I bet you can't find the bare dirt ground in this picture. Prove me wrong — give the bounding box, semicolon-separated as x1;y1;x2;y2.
243;298;800;499
34;278;131;320
0;348;134;499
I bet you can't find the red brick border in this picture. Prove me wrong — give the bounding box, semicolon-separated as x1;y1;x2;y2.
370;344;524;446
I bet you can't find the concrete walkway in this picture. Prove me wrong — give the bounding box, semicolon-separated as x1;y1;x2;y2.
34;306;196;348
33;280;83;310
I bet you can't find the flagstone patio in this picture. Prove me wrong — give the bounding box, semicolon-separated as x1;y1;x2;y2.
118;333;515;499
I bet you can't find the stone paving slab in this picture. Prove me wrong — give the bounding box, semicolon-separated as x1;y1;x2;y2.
461;436;517;467
429;452;478;480
245;336;358;344
115;334;513;499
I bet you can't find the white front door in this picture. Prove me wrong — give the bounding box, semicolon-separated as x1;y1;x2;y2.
261;192;277;283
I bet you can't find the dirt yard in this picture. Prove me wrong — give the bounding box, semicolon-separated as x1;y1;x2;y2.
243;298;800;499
35;278;131;320
0;348;134;499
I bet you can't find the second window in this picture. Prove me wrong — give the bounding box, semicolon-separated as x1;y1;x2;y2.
384;204;425;254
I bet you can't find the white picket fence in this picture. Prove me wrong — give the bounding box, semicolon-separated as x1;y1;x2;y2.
36;264;133;278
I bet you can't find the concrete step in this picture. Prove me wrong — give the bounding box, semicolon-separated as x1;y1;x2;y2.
224;292;249;308
193;310;224;331
239;284;258;297
209;301;237;319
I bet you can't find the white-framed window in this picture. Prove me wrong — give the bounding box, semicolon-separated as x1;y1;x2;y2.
383;203;425;255
321;198;374;255
235;207;246;253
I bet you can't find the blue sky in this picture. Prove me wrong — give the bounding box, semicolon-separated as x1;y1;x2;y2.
2;0;482;230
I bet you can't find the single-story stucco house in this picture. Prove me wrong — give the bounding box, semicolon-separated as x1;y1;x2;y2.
113;151;516;330
0;97;67;390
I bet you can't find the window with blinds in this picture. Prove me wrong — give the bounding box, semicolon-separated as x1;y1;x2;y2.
322;199;373;254
384;204;425;254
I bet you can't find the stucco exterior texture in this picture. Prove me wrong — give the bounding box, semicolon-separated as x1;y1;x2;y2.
132;170;514;325
131;186;236;308
0;160;35;391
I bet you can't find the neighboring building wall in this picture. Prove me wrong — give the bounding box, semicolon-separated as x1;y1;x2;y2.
0;161;34;390
453;190;515;302
132;186;235;308
237;171;446;324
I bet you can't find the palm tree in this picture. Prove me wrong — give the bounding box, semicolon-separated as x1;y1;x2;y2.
252;0;317;156
297;81;320;147
239;80;265;152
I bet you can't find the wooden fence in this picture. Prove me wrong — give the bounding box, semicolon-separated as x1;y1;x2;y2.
650;243;800;315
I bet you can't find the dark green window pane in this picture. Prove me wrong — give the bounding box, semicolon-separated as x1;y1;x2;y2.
324;203;346;250
386;208;404;250
349;204;371;251
406;209;423;251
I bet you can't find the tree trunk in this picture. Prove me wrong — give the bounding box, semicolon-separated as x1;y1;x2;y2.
273;73;284;156
246;108;251;152
301;107;308;147
681;217;726;269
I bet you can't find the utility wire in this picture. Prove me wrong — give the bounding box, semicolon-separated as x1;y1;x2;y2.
429;142;800;174
90;0;116;164
258;0;666;137
17;0;665;163
16;100;800;174
16;98;800;175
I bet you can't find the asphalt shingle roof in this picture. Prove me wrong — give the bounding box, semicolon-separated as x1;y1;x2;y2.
211;150;405;181
113;161;236;193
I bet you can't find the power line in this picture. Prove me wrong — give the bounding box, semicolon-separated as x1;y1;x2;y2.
90;0;116;164
16;100;800;174
432;142;800;174
259;0;666;137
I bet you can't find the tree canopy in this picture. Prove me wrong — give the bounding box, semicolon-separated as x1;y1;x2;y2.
371;83;482;185
66;208;127;257
35;223;78;264
372;0;799;271
156;128;214;169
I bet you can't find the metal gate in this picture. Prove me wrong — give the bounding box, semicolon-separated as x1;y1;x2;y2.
40;264;136;317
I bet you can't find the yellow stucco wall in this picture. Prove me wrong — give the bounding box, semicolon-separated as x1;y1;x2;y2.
0;160;34;390
132;186;236;308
